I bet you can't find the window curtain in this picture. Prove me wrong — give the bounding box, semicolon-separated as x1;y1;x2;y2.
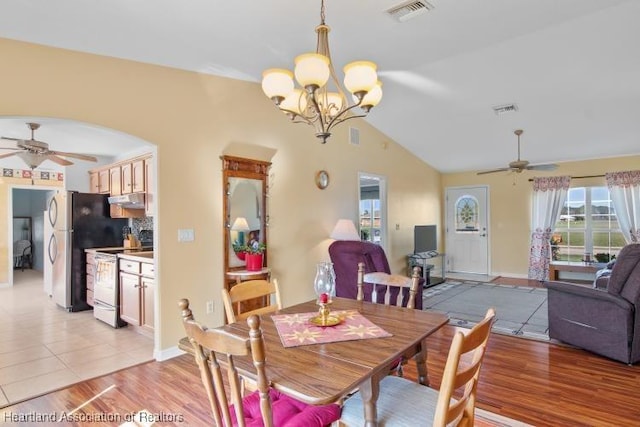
606;170;640;243
528;176;571;280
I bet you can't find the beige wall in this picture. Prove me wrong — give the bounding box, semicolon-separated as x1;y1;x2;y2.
0;38;442;354
442;155;640;277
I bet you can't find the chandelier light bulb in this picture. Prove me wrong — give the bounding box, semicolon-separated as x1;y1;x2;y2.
325;92;343;118
343;61;378;97
261;69;294;104
294;53;330;90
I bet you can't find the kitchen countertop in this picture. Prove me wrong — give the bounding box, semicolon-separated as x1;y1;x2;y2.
85;246;153;254
118;251;153;262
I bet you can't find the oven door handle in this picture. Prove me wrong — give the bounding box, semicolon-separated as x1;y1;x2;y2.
93;300;116;311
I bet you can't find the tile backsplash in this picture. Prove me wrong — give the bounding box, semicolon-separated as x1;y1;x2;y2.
131;216;153;236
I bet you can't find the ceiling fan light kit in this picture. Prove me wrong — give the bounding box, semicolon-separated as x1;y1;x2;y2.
0;122;98;169
477;129;558;175
261;0;382;144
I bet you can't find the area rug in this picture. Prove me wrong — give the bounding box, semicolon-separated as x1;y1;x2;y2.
476;407;533;427
422;279;549;341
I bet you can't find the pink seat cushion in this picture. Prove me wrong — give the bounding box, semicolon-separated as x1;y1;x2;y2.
231;389;341;427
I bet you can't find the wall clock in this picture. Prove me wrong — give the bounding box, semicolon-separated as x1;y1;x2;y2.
315;170;330;189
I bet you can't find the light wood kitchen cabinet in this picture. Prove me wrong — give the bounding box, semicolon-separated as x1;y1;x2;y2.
122;160;144;194
119;256;154;336
85;251;96;306
119;272;141;325
89;172;99;194
110;166;122;196
110;204;145;219
144;158;153;216
98;170;110;193
89;170;110;194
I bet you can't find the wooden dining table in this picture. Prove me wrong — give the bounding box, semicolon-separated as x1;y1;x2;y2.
224;297;449;426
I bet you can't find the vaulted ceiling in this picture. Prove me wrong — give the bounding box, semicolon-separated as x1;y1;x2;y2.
1;0;638;173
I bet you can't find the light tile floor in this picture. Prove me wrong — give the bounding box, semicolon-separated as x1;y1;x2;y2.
0;270;154;407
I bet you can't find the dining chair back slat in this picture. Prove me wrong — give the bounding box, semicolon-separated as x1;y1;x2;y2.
179;299;341;427
221;279;282;324
357;263;421;309
339;307;496;427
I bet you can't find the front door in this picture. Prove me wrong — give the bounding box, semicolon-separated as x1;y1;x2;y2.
445;186;489;274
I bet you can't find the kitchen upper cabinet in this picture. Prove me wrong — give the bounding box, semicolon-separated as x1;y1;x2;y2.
110;166;122;196
122;159;145;195
89;170;109;193
144;158;153;216
89;172;99;193
98;170;110;193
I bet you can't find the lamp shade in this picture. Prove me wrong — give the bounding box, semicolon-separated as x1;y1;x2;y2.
294;53;330;88
261;68;294;100
231;217;251;231
343;61;378;94
359;81;383;109
330;219;360;241
279;89;308;115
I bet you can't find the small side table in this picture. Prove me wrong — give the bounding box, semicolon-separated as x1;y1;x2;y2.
226;267;271;284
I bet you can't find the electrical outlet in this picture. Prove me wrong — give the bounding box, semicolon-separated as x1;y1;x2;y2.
395;223;400;230
206;301;214;314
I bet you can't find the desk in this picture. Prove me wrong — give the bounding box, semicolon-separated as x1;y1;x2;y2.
548;261;606;281
227;297;449;426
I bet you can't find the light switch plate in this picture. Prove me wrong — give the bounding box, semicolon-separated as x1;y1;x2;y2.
178;228;194;242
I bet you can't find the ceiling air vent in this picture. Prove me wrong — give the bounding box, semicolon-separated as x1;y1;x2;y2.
492;103;519;116
386;0;434;23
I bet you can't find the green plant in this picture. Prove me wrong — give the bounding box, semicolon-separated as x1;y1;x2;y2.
236;241;266;254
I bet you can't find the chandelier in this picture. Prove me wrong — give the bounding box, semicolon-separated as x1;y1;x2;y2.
261;0;382;143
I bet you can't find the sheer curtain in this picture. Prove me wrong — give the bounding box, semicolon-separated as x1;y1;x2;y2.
528;176;571;280
606;170;640;243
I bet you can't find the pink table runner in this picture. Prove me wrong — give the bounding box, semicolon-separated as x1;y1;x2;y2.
271;309;392;348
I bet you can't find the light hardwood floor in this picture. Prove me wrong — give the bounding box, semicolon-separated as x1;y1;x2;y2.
0;270;153;407
3;275;640;425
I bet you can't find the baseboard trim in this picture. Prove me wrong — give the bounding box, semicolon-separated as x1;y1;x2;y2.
155;345;185;361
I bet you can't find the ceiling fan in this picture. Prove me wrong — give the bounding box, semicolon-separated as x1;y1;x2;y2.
477;129;558;175
0;122;98;169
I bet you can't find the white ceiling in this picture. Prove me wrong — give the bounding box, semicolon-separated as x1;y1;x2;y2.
1;0;639;173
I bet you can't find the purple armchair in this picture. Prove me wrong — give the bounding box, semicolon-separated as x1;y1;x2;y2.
328;240;423;310
546;243;640;364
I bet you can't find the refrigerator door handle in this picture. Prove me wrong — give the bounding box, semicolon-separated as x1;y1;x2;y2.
48;233;57;264
48;196;58;227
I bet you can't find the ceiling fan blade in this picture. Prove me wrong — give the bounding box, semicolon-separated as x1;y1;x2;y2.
477;167;512;175
49;150;98;162
0;136;23;142
526;163;558;171
0;151;20;160
45;154;74;166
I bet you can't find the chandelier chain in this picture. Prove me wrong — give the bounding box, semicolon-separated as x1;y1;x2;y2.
320;0;326;25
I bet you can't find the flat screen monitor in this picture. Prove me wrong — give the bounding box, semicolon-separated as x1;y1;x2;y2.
414;225;437;254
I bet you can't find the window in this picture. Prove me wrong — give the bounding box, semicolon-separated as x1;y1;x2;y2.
552;186;625;262
455;196;479;232
358;173;386;247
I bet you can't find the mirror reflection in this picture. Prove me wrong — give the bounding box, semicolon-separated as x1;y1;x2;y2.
221;155;270;279
229;177;263;267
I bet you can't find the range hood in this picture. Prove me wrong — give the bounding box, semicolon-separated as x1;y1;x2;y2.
108;193;145;209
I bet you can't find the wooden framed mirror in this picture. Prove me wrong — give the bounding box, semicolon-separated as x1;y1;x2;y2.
222;155;271;283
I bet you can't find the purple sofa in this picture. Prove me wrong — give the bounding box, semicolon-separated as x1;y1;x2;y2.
546;243;640;364
328;240;423;310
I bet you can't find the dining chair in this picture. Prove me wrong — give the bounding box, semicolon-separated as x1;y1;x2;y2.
13;239;32;271
179;299;341;426
340;307;496;427
221;278;282;324
357;262;421;309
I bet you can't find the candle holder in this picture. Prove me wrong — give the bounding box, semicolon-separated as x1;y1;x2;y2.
309;292;341;327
